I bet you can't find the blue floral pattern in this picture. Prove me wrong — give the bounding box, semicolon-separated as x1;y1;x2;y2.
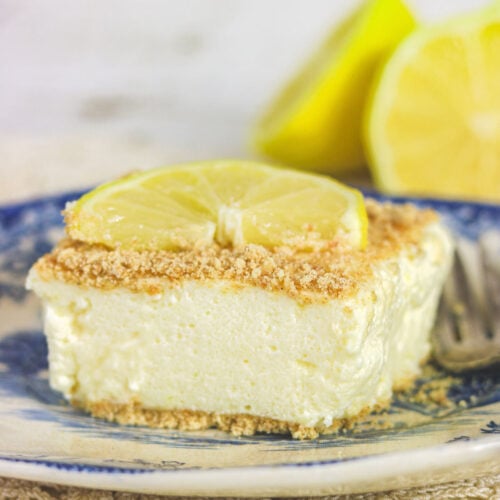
0;191;499;480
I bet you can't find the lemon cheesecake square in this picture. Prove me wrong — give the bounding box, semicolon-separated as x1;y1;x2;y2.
27;199;453;439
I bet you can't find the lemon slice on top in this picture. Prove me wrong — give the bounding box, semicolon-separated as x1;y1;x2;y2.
365;4;500;201
254;0;415;174
66;161;368;251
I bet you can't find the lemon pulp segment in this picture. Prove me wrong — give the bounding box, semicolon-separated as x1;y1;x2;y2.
365;6;500;200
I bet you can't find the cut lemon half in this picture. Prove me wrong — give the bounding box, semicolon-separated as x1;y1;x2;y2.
66;161;368;251
253;0;415;174
365;4;500;201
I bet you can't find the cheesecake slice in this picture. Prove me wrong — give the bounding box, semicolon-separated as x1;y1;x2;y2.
27;199;453;439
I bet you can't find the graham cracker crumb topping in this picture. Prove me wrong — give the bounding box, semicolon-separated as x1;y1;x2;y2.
33;200;437;301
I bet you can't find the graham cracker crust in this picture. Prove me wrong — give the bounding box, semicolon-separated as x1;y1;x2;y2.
75;400;389;440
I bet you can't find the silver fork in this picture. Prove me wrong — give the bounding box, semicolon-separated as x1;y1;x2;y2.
432;230;500;372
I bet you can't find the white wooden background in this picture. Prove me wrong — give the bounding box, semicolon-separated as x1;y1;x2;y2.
0;0;487;202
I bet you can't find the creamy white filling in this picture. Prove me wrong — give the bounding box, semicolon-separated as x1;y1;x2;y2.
27;222;453;427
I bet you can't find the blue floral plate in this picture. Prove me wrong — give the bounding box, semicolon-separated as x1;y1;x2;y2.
0;192;499;496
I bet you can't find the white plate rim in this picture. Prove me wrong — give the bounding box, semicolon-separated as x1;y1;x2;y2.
0;437;499;495
1;191;499;495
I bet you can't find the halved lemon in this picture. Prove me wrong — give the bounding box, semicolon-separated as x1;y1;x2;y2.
66;161;367;251
253;0;415;174
365;4;500;200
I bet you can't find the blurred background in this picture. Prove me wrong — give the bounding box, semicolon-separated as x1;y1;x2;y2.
0;0;491;202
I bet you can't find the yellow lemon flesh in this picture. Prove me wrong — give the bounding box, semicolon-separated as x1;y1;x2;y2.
365;5;500;201
254;0;415;174
66;161;368;251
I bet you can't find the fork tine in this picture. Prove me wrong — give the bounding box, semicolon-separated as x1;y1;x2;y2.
432;249;485;371
433;243;475;361
449;240;488;346
480;231;500;341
